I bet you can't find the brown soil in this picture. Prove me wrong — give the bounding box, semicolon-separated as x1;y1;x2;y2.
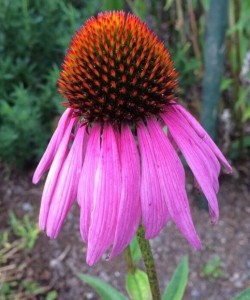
0;160;249;300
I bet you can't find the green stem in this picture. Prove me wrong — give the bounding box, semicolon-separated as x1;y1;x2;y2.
136;225;161;300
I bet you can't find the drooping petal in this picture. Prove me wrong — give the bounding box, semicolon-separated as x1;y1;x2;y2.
147;118;202;249
137;121;169;239
86;124;121;266
46;125;86;238
173;104;232;173
161;107;221;222
78;124;101;243
167;116;220;195
33;109;73;184
39;118;75;230
110;124;141;258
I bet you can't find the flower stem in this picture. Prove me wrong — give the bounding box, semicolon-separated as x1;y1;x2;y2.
136;225;161;300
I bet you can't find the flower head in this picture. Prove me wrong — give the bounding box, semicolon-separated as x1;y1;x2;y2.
58;11;178;124
33;11;232;266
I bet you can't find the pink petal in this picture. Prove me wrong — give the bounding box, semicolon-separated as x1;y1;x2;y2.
161;108;220;222
33;109;73;184
39;118;75;230
147;118;202;249
46;125;86;238
78;124;101;243
168;118;220;195
173;104;232;173
109;124;141;258
137;121;169;239
168;130;179;151
86;124;121;266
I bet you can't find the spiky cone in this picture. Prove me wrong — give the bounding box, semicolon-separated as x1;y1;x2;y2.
33;11;232;266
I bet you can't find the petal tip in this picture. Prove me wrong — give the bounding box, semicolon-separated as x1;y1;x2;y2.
210;218;218;225
194;240;202;250
32;175;39;184
86;254;98;266
225;166;233;174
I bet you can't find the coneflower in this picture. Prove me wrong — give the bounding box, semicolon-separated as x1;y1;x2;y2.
33;11;232;266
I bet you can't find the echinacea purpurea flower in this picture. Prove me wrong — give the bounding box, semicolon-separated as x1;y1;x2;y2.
33;11;232;266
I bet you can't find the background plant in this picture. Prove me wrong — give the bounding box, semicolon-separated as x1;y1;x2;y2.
78;241;190;300
0;212;57;299
0;0;98;168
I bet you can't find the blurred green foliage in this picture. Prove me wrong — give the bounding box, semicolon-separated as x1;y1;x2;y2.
0;212;57;299
0;279;58;299
0;0;99;168
9;211;39;250
0;0;249;168
201;256;224;279
226;0;250;157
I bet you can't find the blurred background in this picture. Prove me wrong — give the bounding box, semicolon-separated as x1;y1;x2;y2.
0;0;249;299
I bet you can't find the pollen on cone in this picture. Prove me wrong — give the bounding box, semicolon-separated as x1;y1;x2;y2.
34;11;232;266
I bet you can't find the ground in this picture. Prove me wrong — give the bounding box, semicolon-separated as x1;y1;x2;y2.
0;160;249;300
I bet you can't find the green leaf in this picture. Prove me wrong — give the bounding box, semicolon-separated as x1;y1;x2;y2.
130;236;142;262
200;0;210;11
125;0;147;20
102;0;124;11
8;212;39;250
231;287;250;300
22;280;45;294
78;274;127;300
164;0;174;11
201;256;224;279
134;0;147;20
229;135;250;160
220;77;233;92
46;291;58;300
163;256;189;300
126;269;152;300
242;106;250;122
1;282;11;296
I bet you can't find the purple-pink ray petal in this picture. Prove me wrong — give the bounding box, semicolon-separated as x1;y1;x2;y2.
46;125;86;238
86;124;121;266
78;124;101;243
161;108;221;222
173;104;232;173
137;121;169;239
33;109;73;184
110;124;141;258
168;130;179;151
39;118;75;230
147;118;202;249
167;116;220;195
